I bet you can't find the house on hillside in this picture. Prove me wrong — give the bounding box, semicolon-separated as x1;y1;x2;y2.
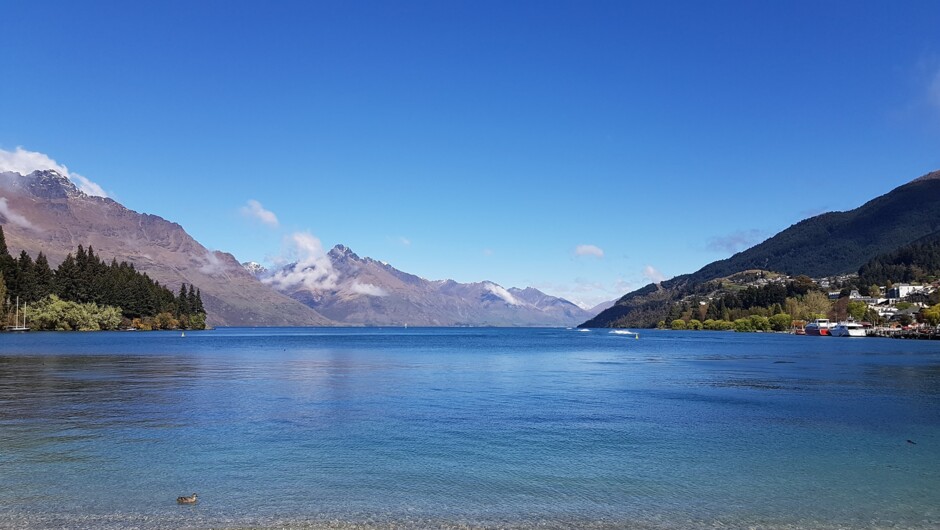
889;284;928;299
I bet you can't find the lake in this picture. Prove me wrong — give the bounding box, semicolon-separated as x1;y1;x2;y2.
0;328;937;529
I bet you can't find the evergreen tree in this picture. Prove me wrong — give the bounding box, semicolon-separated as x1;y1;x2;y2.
194;288;205;314
55;253;80;301
15;250;37;302
187;284;197;314
72;245;91;302
0;226;15;282
177;283;191;316
34;252;55;299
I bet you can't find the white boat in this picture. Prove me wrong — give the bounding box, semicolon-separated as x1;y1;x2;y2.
5;296;29;332
830;320;866;337
610;329;639;339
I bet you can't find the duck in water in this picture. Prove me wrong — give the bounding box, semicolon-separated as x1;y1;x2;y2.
177;493;198;504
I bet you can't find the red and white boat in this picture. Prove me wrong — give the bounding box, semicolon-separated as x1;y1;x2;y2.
804;318;831;336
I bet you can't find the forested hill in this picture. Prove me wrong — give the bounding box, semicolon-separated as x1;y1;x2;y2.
689;169;940;281
857;231;940;286
583;169;940;328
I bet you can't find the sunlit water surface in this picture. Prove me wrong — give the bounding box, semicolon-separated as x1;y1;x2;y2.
0;328;938;529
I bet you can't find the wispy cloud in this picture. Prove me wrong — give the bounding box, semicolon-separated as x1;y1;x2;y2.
0;147;108;197
531;277;630;309
643;265;666;283
706;229;765;254
349;281;388;297
483;282;522;306
240;199;279;228
482;248;494;257
0;197;38;230
386;235;412;247
199;251;230;277
575;244;604;258
264;231;339;292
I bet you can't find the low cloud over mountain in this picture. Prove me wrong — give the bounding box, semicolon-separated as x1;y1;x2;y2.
249;244;594;327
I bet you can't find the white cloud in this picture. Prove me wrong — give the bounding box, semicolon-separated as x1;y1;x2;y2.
482;248;494;256
575;244;604;258
643;265;666;283
263;231;339;292
399;236;411;247
240;199;279;228
349;281;388;297
0;197;38;230
0;147;108;197
199;251;230;277
483;282;521;306
70;173;108;197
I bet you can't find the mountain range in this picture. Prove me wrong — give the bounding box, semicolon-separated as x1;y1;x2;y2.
0;169;592;327
0;169;331;327
584;169;940;328
247;245;593;327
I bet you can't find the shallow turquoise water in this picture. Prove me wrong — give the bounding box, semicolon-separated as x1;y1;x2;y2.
0;328;938;529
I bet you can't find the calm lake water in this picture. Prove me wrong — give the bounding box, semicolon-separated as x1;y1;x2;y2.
0;328;938;529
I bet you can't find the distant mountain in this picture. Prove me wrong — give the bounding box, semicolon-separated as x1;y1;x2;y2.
588;299;616;315
250;244;592;326
0;170;332;327
242;261;268;276
584;169;940;328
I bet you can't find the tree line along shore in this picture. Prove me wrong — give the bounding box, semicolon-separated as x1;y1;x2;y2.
0;226;207;331
657;271;940;333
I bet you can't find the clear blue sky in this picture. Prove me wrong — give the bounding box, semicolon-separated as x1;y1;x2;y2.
2;1;939;307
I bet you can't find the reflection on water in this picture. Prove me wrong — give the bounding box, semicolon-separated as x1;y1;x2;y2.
0;328;938;529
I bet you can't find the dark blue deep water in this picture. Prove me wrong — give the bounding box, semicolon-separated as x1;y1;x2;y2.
0;328;938;529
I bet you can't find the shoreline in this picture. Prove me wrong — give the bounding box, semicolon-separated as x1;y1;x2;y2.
2;512;932;530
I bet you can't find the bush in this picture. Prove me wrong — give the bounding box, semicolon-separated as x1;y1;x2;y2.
27;295;123;331
769;313;792;332
749;315;771;332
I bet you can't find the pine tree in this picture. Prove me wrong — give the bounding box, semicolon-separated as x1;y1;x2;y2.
187;284;197;315
0;226;14;281
72;245;91;302
34;252;55;300
177;283;191;316
55;253;80;301
15;250;37;302
194;288;205;314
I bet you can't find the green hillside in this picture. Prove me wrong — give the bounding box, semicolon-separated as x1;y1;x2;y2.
583;170;940;328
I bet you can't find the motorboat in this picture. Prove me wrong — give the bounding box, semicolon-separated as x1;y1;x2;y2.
830;320;866;337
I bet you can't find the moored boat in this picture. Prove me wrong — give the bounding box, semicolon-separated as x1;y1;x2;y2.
831;320;866;337
805;318;831;336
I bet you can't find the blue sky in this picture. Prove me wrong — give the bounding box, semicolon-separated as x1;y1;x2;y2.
2;1;940;307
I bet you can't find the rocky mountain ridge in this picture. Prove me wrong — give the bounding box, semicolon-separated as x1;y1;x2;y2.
0;169;333;327
248;244;594;327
